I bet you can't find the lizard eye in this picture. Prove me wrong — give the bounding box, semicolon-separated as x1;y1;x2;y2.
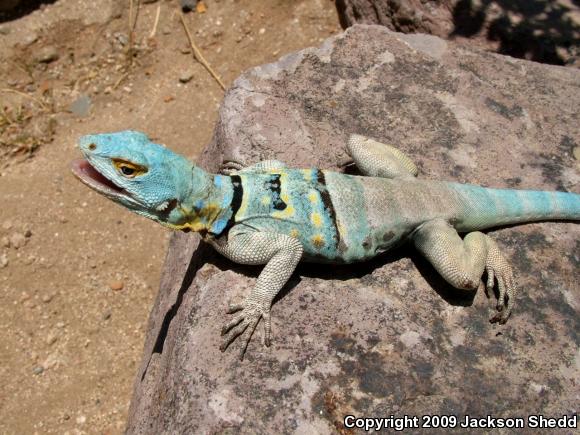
121;166;135;176
112;159;147;178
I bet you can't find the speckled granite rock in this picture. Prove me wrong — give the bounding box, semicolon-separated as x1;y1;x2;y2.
127;25;579;434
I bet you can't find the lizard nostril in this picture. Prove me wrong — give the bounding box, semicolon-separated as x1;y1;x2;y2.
88;143;97;151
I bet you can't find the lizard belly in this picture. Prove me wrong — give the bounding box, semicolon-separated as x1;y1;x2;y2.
323;173;463;263
323;172;411;263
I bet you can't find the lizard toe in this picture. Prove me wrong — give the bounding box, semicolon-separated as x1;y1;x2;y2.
239;316;260;360
220;321;249;352
221;314;244;336
227;302;244;314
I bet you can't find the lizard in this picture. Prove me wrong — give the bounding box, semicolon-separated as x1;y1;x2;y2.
71;130;580;357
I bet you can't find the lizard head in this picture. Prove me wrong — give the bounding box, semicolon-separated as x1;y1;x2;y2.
71;130;210;229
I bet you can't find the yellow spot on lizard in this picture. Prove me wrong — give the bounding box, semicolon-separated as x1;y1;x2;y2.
272;205;295;219
289;229;300;238
308;191;318;203
312;234;325;249
163;203;222;232
311;212;322;227
261;195;271;206
301;169;314;181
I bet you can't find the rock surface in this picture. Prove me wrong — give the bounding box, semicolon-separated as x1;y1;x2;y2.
127;25;579;433
335;0;580;67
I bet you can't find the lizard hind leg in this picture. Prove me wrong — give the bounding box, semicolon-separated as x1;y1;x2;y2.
412;218;516;324
347;134;418;179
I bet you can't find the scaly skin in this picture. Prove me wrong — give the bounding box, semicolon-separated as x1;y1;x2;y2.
71;131;580;358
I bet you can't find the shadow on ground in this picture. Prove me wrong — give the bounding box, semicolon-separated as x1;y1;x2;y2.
451;0;580;65
0;0;59;23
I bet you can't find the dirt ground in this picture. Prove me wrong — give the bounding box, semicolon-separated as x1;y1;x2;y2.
0;1;340;433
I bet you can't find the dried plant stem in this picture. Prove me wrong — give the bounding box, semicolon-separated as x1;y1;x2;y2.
149;4;161;39
0;89;48;110
128;0;141;63
179;13;225;91
113;72;130;90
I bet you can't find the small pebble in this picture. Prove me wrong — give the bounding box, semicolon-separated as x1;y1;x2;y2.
33;366;44;375
109;280;124;291
9;233;26;249
56;322;65;329
70;94;92;118
76;415;86;425
0;237;9;248
23;31;38;46
42;294;53;303
181;0;198;12
0;253;7;268
35;45;60;63
1;221;12;230
24;229;32;238
46;332;58;345
179;72;194;83
574;146;580;161
196;1;207;13
259;28;265;35
114;32;128;46
102;311;112;320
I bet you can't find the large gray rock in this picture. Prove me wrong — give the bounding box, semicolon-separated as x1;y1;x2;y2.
127;25;579;433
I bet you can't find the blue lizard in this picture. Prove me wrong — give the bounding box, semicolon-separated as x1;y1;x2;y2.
71;131;580;357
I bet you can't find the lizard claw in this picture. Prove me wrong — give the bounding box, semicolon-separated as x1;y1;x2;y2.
220;299;270;358
485;243;516;325
219;159;245;175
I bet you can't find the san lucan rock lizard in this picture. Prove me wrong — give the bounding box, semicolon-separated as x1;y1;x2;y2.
71;131;580;357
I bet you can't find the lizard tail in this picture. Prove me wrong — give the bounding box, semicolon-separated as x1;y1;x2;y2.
454;184;580;231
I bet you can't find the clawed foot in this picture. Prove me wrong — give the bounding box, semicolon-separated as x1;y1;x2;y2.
219;159;245;175
220;299;271;359
484;243;516;325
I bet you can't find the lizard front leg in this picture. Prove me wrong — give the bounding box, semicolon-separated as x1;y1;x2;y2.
412;218;516;323
208;231;303;358
219;159;288;175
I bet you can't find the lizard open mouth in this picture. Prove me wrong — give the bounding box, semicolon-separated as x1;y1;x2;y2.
71;159;127;197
